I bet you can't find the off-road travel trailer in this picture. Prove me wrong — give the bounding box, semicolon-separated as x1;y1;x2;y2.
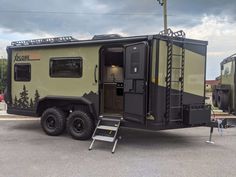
212;54;236;113
5;29;210;152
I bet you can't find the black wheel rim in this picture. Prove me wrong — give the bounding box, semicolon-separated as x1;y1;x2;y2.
46;116;56;129
72;118;84;133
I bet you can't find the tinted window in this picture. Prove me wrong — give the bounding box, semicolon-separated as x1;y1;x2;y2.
130;52;140;74
14;64;31;81
50;58;83;78
222;61;232;76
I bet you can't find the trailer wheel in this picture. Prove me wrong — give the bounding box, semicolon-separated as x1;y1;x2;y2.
67;110;94;140
41;108;66;136
212;90;218;107
217;91;229;110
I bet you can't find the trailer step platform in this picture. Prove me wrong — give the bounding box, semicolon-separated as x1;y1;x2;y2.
89;116;121;153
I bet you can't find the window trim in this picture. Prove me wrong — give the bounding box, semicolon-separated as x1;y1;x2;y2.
14;63;31;82
49;57;83;78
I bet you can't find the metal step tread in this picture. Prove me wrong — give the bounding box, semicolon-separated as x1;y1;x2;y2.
97;125;118;131
93;135;115;142
99;117;121;122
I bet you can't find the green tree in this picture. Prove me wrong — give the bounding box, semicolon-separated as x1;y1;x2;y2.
30;98;34;108
0;58;7;93
14;95;18;107
18;85;29;108
34;90;40;107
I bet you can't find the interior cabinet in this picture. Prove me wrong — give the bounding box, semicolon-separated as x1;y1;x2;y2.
104;83;123;114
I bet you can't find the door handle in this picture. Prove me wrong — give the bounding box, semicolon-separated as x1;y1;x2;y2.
94;64;98;83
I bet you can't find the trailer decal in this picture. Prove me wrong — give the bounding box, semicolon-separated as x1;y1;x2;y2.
13;85;40;109
14;53;40;62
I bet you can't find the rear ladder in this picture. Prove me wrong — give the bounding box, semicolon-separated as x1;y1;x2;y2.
160;29;186;124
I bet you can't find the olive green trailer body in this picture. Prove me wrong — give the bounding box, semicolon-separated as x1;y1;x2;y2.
5;32;210;139
213;54;236;112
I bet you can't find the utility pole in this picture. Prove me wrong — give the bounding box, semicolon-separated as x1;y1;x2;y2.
157;0;168;34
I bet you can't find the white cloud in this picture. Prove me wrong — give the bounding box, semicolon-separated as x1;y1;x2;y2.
172;15;236;79
74;33;92;40
83;0;110;13
106;28;129;37
0;27;55;57
1;13;236;80
0;40;9;58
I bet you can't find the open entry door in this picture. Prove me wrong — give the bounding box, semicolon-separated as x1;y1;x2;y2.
123;42;149;124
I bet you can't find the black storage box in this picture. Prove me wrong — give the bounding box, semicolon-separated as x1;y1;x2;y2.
183;104;211;125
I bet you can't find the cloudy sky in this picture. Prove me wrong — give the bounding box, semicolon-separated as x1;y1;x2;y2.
0;0;236;79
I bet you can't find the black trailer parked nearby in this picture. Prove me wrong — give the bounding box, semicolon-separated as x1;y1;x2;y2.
213;54;236;113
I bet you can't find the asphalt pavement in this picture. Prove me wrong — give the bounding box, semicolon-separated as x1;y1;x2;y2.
0;117;236;177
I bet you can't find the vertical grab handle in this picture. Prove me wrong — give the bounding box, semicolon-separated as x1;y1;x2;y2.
94;64;98;83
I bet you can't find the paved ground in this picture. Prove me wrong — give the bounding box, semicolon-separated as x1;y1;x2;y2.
0;117;236;177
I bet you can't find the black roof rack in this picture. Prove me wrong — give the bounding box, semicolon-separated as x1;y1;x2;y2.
11;36;78;46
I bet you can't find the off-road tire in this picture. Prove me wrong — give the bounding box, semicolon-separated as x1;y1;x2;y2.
67;110;94;140
212;90;218;107
217;91;229;110
41;108;66;136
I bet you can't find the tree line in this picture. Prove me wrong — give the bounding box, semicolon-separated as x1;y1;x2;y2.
0;58;7;93
14;85;40;109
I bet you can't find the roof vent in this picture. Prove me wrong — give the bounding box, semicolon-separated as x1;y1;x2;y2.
92;34;122;40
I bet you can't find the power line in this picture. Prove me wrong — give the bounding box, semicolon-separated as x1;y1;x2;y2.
0;9;233;23
0;9;165;16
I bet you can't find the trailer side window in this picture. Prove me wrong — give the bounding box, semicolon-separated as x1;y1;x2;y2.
50;57;83;78
14;64;31;82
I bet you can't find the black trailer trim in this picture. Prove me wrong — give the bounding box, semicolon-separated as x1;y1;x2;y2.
7;107;37;117
6;47;12;105
154;35;208;46
36;96;97;117
7;95;99;118
147;39;154;118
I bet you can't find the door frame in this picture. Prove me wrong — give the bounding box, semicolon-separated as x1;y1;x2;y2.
98;44;125;116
